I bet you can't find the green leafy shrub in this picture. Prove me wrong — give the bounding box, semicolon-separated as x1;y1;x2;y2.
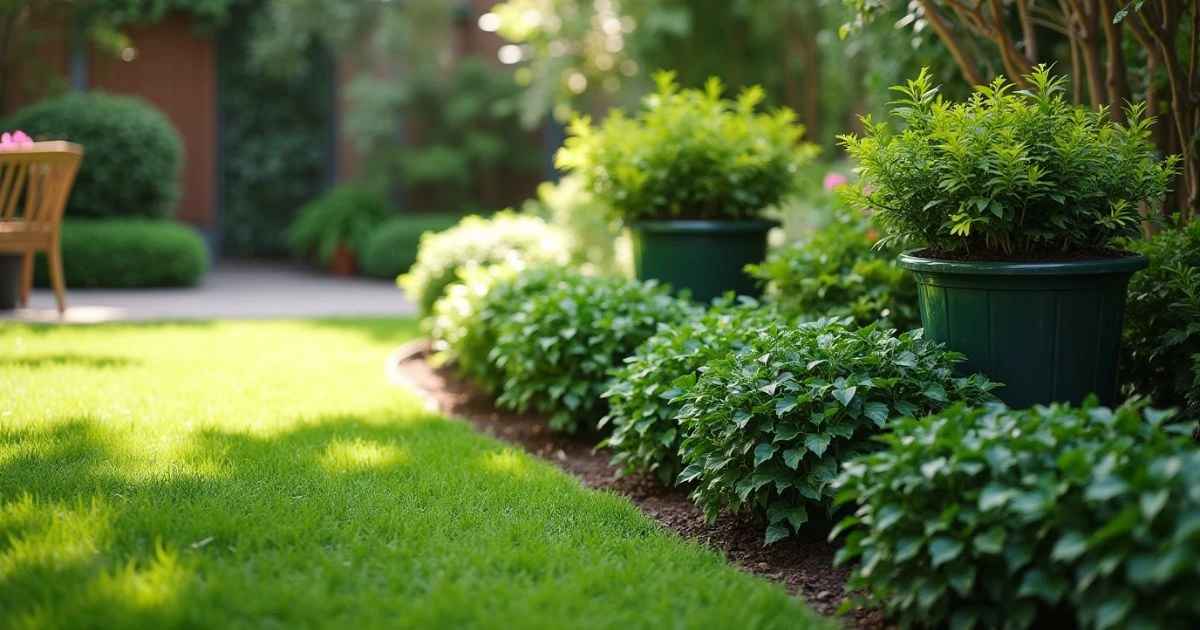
490;269;695;434
676;318;996;543
832;400;1200;629
602;298;785;483
6;92;183;220
400;211;573;318
429;263;560;393
840;66;1178;256
747;213;918;330
34;220;208;288
556;71;818;222
1123;222;1200;426
285;185;393;266
360;214;463;279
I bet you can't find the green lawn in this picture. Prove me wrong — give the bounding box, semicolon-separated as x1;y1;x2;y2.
0;319;823;629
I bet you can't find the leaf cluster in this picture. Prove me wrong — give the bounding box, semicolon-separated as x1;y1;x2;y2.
747;212;919;330
1123;222;1200;427
839;65;1179;255
601;297;787;484
399;211;573;317
833;400;1200;629
677;318;996;543
556;72;817;222
489;269;695;434
429;263;561;394
285;185;393;266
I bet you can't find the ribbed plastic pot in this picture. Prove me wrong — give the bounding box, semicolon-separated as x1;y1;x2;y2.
628;219;778;304
899;251;1147;408
0;253;21;310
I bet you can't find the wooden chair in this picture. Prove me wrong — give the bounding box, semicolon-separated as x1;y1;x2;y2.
0;141;83;314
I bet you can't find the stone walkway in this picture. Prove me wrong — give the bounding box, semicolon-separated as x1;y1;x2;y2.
0;261;416;323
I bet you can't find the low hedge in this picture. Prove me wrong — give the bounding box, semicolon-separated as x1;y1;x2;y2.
833;400;1200;629
360;214;464;279
35;220;209;288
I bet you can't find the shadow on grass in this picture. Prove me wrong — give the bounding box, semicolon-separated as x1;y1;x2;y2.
0;411;605;627
0;354;140;369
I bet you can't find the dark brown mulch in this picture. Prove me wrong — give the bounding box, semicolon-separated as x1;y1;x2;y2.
915;246;1133;262
389;344;887;629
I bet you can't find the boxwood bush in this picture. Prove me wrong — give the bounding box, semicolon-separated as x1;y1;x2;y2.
34;220;208;288
490;270;694;434
602;297;784;483
676;318;996;543
833;401;1200;629
6;92;183;220
360;214;463;279
747;213;918;330
400;211;573;317
1123;222;1200;427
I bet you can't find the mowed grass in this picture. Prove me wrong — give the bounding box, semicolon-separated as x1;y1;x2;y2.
0;319;824;629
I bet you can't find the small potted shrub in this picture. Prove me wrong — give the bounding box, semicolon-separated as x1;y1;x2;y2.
841;66;1179;407
286;185;393;276
557;72;817;302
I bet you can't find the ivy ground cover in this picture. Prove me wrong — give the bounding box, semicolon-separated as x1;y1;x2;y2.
0;320;823;629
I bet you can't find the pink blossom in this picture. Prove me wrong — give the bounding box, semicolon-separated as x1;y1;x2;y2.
0;130;33;150
823;172;848;192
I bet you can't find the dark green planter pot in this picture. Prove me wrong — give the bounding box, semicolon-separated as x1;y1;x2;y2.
899;251;1147;409
628;219;778;304
0;253;21;310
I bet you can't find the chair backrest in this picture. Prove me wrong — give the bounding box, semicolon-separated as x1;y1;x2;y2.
0;141;84;232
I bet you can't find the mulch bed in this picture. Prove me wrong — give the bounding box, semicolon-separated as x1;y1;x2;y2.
388;340;887;629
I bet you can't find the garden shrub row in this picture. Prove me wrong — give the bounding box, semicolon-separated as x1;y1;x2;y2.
34;220;209;289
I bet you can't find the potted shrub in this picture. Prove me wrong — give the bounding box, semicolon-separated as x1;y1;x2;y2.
556;72;817;302
286;185;392;276
841;66;1179;408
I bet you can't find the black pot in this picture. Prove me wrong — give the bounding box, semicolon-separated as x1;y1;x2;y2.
0;253;21;310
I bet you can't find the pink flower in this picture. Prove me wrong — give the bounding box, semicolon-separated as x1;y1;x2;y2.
0;130;34;150
823;172;848;193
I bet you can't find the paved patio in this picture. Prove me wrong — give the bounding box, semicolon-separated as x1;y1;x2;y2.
0;261;416;323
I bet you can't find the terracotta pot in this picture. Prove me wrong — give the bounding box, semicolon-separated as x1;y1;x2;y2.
330;244;357;277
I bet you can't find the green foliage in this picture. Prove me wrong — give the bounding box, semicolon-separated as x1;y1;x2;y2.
34;220;208;288
522;174;624;274
429;263;562;394
218;2;334;256
359;214;463;279
747;212;918;330
557;72;817;222
1123;223;1200;424
490;269;695;434
285;185;392;266
840;66;1179;255
348;58;540;214
676;318;996;543
602;297;783;484
6;92;182;220
399;211;573;318
832;400;1200;629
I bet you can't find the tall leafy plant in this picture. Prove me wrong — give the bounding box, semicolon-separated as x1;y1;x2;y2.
840;66;1178;257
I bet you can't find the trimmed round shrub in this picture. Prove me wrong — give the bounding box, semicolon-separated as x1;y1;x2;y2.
747;213;919;330
676;318;996;543
34;220;208;288
6;92;183;219
286;185;393;266
489;269;695;434
400;211;573;318
1123;222;1200;426
360;214;464;279
602;297;785;483
833;401;1200;629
